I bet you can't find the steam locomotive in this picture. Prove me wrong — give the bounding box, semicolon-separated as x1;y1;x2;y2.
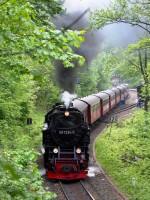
42;85;128;180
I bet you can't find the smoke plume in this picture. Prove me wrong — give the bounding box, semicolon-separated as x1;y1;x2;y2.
54;10;103;92
61;91;77;108
54;0;140;93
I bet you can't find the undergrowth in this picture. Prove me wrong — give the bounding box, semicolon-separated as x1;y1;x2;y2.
0;111;56;200
95;110;150;200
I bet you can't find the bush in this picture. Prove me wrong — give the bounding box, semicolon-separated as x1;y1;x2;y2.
0;111;56;200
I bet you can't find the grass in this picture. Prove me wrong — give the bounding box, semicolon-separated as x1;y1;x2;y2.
95;110;150;200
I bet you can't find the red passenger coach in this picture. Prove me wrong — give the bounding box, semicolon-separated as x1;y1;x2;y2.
121;85;129;99
112;88;121;104
117;85;126;101
80;95;101;124
101;90;116;109
93;93;109;116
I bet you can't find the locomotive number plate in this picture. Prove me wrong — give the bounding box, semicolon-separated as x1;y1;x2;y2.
58;130;75;135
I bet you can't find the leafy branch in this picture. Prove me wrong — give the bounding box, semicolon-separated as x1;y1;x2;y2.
0;0;9;6
90;0;150;34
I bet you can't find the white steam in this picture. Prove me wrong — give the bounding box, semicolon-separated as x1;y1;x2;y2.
61;91;77;108
88;166;101;177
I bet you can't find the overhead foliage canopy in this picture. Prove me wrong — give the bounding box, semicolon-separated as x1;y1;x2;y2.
90;0;150;110
90;0;150;34
0;0;85;67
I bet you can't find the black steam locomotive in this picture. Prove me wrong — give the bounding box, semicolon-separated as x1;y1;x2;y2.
42;103;90;180
42;85;128;180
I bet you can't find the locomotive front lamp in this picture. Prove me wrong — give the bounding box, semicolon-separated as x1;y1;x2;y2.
76;148;81;154
53;148;58;154
64;111;69;117
41;146;45;154
43;123;48;131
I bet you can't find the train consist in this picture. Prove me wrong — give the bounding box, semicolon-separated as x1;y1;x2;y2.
42;85;128;180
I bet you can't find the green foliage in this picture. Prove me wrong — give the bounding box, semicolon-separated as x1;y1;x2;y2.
0;0;85;199
128;38;150;51
95;110;150;200
0;0;84;67
0;111;56;199
75;68;98;97
90;53;112;90
0;151;54;200
90;0;150;34
90;0;150;109
30;0;64;18
92;49;142;87
75;52;112;97
112;49;143;86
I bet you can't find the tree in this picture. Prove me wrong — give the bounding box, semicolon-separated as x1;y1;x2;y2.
0;0;84;67
127;44;150;110
90;0;150;110
75;53;112;97
75;68;98;97
90;0;150;34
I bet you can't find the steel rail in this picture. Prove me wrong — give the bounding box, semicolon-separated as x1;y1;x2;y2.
113;104;137;114
59;181;70;200
80;181;96;200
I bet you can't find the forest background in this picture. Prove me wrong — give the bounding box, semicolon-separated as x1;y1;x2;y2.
0;0;149;199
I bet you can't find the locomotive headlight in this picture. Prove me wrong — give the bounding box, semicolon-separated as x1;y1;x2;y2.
53;148;58;154
43;123;48;131
64;111;69;117
76;148;81;154
41;146;45;154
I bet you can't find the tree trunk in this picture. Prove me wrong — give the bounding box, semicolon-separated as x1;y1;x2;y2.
138;50;149;111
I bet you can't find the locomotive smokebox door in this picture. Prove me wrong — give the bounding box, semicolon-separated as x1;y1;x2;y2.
27;118;32;125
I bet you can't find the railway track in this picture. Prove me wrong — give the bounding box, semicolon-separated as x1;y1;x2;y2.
59;181;96;200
